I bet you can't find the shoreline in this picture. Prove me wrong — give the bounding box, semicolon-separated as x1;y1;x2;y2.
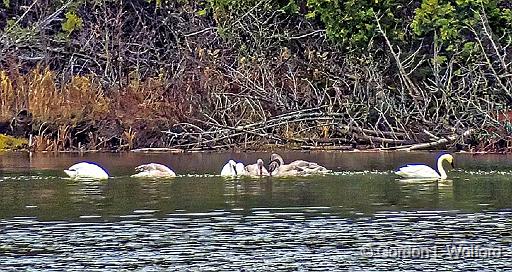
1;1;511;157
1;146;510;155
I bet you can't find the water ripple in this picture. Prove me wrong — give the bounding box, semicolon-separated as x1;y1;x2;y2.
0;209;510;271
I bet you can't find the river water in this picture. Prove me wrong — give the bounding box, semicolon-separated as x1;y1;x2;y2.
0;151;512;271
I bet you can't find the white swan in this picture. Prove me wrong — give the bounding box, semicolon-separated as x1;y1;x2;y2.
131;163;176;178
395;154;454;180
220;160;245;176
244;159;269;177
64;162;109;180
268;153;329;177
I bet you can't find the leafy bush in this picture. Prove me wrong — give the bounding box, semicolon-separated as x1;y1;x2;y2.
305;0;411;49
412;0;512;55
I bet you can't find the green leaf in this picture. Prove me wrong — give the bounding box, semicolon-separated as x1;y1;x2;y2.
62;11;83;35
433;55;447;64
197;9;207;16
305;11;316;19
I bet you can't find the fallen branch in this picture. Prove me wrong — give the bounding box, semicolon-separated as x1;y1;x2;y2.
131;147;184;153
300;145;353;151
396;129;474;151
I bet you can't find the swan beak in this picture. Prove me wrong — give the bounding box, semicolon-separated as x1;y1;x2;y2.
450;161;454;168
258;164;263;176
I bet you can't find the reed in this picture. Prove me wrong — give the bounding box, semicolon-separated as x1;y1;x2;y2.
0;67;110;124
0;66;187;125
0;65;193;150
0;70;17;119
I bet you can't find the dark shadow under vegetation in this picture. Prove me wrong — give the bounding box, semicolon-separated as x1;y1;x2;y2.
0;0;511;152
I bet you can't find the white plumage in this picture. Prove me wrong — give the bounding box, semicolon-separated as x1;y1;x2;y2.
395;165;440;178
64;162;109;180
221;160;245;176
268;154;330;177
395;154;454;180
131;163;176;178
244;159;269;177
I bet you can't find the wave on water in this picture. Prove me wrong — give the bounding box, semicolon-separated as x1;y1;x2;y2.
125;171;391;179
181;174;221;178
0;175;59;182
452;169;512;176
4;169;510;182
330;170;391;176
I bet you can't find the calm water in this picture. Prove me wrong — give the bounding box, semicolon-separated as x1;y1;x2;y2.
1;151;512;271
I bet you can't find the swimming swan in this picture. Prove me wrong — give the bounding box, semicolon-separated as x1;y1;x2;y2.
244;159;269;177
268;153;329;177
131;163;176;178
395;154;454;180
221;160;245;176
64;162;109;180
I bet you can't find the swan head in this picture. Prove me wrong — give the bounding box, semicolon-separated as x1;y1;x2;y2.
268;161;278;176
439;154;454;168
268;155;283;176
227;159;236;165
64;169;77;179
256;159;264;176
228;160;238;174
270;153;285;165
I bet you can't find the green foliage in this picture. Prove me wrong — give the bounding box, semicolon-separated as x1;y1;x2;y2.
3;0;9;7
503;8;512;26
305;0;406;48
282;0;299;13
0;134;27;150
411;0;457;40
61;11;83;35
412;0;512;54
197;9;207;16
4;19;37;43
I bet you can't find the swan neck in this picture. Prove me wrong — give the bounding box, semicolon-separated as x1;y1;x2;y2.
268;161;279;176
278;157;284;165
271;154;284;165
437;157;447;179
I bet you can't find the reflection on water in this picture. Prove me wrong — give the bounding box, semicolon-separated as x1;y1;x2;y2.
0;151;512;270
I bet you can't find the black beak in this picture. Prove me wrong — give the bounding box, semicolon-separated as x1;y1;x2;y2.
450;162;454;168
259;164;263;176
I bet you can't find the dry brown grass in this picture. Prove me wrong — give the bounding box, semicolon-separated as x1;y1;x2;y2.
122;127;137;150
111;77;187;126
1;66;110;124
0;66;189;125
0;69;21;118
0;66;193;150
29;68;110;124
